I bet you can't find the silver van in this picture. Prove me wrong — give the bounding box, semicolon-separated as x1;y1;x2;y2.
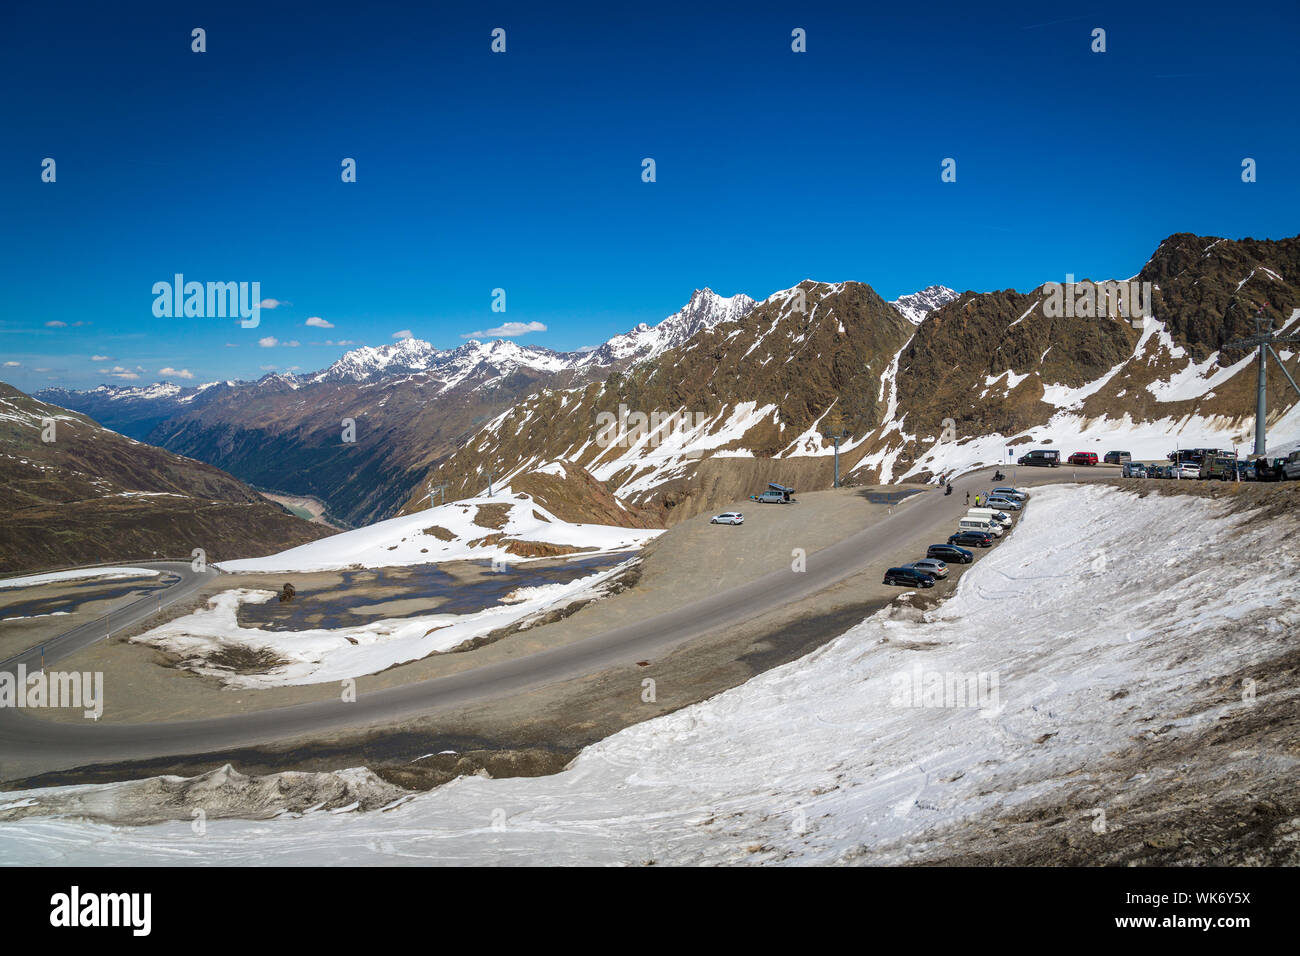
958;516;1003;537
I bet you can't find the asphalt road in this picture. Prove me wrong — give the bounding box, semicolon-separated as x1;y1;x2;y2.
0;561;217;672
0;466;1118;777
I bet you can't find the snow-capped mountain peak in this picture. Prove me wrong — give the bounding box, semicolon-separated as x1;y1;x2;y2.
312;336;570;389
889;285;961;324
574;287;758;368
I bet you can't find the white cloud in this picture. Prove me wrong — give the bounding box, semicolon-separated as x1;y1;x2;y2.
460;321;547;339
159;367;194;380
325;339;356;346
258;336;279;348
392;330;413;340
259;298;289;309
99;366;140;380
91;354;112;362
305;316;334;328
285;340;300;348
44;320;67;328
3;361;20;367
260;365;278;372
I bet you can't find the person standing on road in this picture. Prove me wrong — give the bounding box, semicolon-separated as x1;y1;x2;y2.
965;491;970;505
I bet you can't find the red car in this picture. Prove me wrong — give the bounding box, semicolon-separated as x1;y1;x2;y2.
1067;451;1099;465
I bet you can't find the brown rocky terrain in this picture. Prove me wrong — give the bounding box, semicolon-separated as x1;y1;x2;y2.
0;383;333;573
409;233;1300;517
399;280;915;522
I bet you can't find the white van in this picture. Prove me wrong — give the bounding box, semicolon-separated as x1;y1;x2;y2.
958;516;1003;537
967;508;1012;528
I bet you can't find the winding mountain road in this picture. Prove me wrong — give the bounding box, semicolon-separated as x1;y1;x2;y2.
0;467;1116;778
0;562;216;673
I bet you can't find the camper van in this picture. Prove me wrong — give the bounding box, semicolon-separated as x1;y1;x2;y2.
958;516;1003;537
967;507;1012;528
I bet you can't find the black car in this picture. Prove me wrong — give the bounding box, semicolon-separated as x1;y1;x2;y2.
949;531;993;548
883;567;936;588
927;544;973;564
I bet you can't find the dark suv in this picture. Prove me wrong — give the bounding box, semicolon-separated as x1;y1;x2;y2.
883;567;936;588
949;531;993;548
1103;450;1132;464
926;544;973;564
1017;449;1060;467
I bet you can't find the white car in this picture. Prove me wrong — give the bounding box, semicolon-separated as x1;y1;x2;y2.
1175;462;1201;479
710;512;744;525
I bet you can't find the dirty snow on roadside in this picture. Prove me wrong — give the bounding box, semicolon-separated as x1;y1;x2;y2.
2;484;1296;864
0;568;161;589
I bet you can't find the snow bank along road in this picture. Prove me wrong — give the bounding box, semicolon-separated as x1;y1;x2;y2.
0;468;1118;778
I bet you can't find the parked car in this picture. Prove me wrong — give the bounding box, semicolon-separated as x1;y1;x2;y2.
1018;449;1060;467
755;491;787;504
990;487;1027;501
967;507;1012;527
1254;458;1286;481
1174;462;1201;479
984;495;1022;511
1199;456;1239;481
905;559;948;579
1103;451;1132;464
1283;451;1300;480
1067;451;1099;466
1122;462;1147;477
926;544;973;564
1236;460;1256;481
959;516;1003;537
949;531;994;548
883;566;936;588
710;512;744;525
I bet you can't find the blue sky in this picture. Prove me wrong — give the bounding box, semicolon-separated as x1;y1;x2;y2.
3;0;1298;390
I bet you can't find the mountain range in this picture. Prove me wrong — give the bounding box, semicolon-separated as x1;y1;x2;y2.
397;233;1300;523
36;287;813;526
32;232;1300;536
